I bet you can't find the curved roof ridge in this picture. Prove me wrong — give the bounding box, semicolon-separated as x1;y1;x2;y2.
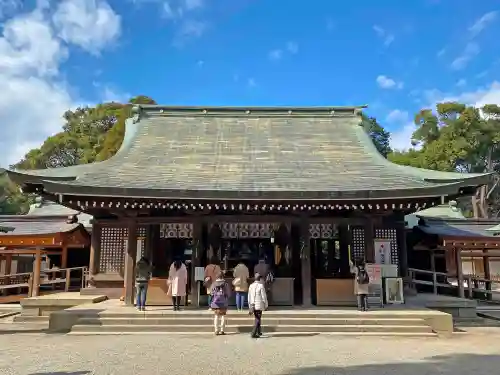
3;105;491;201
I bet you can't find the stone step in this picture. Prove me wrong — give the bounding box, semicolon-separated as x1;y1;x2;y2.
70;323;433;334
69;331;437;337
93;311;432;320
13;315;50;323
77;317;428;326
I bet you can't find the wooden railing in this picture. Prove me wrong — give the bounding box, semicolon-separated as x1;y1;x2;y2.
0;272;34;295
40;266;88;292
409;267;500;300
0;266;88;297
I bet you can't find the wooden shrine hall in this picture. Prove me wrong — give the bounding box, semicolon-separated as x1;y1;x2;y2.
0;211;90;300
411;216;500;299
2;105;492;307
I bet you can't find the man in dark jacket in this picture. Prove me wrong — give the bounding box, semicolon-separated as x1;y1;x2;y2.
135;257;152;311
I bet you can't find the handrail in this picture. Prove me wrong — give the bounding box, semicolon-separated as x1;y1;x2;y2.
40;266;88;292
409;267;500;300
0;267;88;296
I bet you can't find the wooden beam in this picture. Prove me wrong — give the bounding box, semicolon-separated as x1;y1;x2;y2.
61;244;68;269
0;249;58;255
124;219;138;306
32;247;42;297
0;235;60;247
300;217;312;307
4;254;12;275
364;217;375;263
455;248;465;299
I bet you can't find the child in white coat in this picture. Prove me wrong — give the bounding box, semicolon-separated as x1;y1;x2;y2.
247;273;268;338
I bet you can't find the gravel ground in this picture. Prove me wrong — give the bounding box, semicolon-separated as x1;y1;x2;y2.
2;327;500;375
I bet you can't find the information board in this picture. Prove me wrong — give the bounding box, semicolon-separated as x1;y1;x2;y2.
366;263;382;285
194;267;205;282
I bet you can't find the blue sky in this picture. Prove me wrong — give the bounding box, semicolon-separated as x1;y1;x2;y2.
0;0;499;166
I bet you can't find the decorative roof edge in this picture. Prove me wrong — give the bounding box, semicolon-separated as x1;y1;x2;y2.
132;104;369;119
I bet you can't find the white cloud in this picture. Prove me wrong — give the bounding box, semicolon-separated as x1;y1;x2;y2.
450;42;480;70
52;0;121;55
0;0;21;19
286;41;298;54
0;1;122;168
386;110;416;151
268;42;298;61
386;109;409;123
162;0;204;19
389;81;500;151
268;49;282;61
373;25;394;46
93;82;130;103
376;75;403;89
469;11;497;38
456;79;467;87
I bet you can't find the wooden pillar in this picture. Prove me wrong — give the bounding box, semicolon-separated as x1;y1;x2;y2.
455;247;465;298
300;218;312;307
364;217;375;263
124;219;138;305
32;248;42;297
395;218;408;277
484;250;492;300
4;254;12;275
430;250;437;294
61;244;68;269
88;220;102;280
190;218;203;307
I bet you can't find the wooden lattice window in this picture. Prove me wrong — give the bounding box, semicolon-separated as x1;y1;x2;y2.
350;226;365;260
99;226;149;273
138;226;147;258
159;223;193;238
217;223;285;239
100;227;128;273
375;228;399;265
309;224;338;239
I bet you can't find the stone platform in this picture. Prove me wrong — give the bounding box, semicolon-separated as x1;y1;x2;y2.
14;292;107;324
406;293;478;319
48;299;453;337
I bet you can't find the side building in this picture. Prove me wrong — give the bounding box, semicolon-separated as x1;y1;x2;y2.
3;105;491;306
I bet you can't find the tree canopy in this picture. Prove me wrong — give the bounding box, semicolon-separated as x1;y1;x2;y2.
1;97;499;217
387;102;500;217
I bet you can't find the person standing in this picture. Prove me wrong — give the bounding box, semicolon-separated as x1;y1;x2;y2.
204;257;221;309
254;257;274;299
168;259;188;311
210;272;231;335
232;262;249;311
350;258;370;312
248;273;268;338
135;257;151;311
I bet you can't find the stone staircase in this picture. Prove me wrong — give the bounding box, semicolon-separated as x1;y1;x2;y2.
69;310;437;336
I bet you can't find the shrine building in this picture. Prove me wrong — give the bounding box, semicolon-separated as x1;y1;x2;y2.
4;105;491;307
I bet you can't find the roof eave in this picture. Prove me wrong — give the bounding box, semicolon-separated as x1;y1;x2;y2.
39;179;477;201
4;169;77;187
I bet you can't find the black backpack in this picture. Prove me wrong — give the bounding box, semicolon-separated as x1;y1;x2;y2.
357;267;370;284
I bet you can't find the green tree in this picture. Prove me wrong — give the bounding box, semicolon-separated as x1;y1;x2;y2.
96;96;156;161
0;172;33;214
388;102;500;218
362;114;392;158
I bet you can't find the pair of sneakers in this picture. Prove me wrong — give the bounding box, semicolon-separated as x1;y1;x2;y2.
215;331;226;336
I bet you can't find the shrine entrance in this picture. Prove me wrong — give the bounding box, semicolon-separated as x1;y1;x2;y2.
310;223;356;306
204;221;301;305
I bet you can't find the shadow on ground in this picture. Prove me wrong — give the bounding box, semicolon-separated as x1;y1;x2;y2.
279;353;500;375
28;372;90;375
